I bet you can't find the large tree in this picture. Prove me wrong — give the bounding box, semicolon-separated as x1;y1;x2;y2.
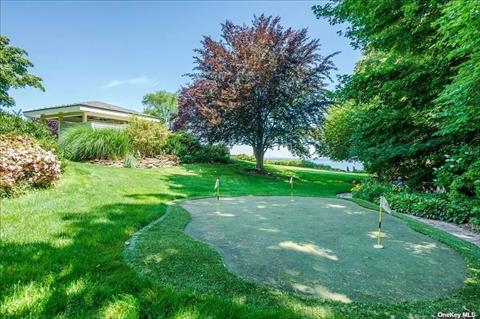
313;0;479;190
0;35;44;108
142;90;178;126
174;15;336;171
314;0;478;186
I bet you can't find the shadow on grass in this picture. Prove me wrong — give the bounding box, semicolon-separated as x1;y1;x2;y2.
1;196;321;318
3;163;477;318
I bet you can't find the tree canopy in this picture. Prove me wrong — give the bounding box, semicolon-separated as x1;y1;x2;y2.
313;0;480;201
0;35;44;108
175;15;336;170
142;90;178;126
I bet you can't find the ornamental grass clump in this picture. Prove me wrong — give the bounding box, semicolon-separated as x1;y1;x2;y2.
60;126;130;161
0;134;61;196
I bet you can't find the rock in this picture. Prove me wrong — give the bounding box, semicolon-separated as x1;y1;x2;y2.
89;155;179;169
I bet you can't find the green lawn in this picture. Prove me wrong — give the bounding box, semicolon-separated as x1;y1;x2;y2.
1;161;479;318
167;196;464;302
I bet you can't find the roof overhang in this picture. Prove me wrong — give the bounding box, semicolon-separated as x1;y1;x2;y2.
24;105;159;122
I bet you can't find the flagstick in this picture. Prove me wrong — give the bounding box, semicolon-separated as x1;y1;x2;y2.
214;178;220;201
374;203;384;249
290;177;294;202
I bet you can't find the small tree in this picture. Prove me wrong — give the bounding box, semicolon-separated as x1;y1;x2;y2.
142;90;178;126
175;15;336;171
0;36;44;108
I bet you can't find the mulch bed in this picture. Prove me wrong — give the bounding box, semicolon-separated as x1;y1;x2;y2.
89;155;179;169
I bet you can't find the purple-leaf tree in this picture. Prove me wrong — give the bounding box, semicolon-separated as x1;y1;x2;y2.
175;15;337;171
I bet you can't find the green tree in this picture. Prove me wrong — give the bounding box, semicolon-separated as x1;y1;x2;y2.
142;90;178;126
0;35;44;108
313;0;479;191
317;100;359;161
432;0;480;208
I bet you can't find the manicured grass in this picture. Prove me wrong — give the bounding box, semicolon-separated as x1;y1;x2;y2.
174;196;464;302
1;161;478;318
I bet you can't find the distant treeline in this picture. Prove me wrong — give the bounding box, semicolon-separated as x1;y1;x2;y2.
232;154;361;172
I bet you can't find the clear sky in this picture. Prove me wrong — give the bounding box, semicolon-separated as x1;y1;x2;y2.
1;0;361;159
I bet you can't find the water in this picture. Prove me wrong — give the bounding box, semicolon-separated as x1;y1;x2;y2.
230;145;363;171
312;157;363;171
264;156;363;171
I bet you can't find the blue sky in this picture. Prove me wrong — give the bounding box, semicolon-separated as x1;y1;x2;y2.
1;1;361;159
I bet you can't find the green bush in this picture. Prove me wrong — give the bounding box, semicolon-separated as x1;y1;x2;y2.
125;117;169;157
351;179;394;202
387;192;471;224
352;178;474;224
162;132;200;163
437;152;480;217
60;126;130;161
196;144;230;163
163;132;230;163
0;110;60;156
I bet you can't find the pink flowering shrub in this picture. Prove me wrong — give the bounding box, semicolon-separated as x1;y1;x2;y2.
0;134;61;194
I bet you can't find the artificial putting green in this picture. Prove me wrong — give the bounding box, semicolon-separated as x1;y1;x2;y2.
180;196;465;303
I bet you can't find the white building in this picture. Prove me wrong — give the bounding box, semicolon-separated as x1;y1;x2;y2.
24;101;159;132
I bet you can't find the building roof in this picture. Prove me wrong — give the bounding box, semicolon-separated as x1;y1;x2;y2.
24;101;158;119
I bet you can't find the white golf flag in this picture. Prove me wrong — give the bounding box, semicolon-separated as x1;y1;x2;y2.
380;195;391;213
214;178;220;190
289;177;293;185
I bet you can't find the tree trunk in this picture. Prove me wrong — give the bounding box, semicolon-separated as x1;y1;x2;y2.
253;146;265;172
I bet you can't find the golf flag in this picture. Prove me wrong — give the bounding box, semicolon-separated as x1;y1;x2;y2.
289;176;293;188
374;195;390;249
214;178;220;200
380;195;392;214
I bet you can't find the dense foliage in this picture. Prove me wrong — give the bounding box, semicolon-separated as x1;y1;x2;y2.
0;135;60;196
163;132;229;164
352;179;476;224
59;126;130;161
142;90;178;126
313;0;480;209
0;110;60;155
125;117;170;157
58;124;228;164
175;15;336;171
0;35;44;108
